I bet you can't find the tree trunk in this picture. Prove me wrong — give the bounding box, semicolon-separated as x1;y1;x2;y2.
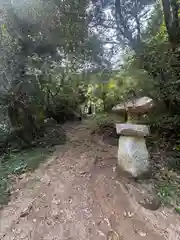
162;0;180;48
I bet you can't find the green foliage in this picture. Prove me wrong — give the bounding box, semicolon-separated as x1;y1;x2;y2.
157;181;178;206
89;113;122;140
147;112;180;132
2;148;50;172
0;124;10;145
175;206;180;214
154;163;180;207
0;178;11;207
0;148;51;206
90;113;114;129
0;0;107;149
167;156;180;171
0;1;108;207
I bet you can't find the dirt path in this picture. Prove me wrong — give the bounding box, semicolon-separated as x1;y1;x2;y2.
0;122;180;240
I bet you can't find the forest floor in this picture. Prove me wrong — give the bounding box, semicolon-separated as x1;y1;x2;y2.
0;121;180;240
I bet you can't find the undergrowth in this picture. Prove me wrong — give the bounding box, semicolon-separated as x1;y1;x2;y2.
89;112;123;133
91;112;180;210
0;147;52;206
87;111;180;211
0;122;67;206
87;113;122;145
149;126;180;211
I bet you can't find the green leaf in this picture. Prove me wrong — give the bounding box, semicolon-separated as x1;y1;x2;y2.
175;207;180;214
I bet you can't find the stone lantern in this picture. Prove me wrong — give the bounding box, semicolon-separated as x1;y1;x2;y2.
112;97;154;178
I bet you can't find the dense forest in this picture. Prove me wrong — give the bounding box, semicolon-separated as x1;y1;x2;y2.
0;0;180;207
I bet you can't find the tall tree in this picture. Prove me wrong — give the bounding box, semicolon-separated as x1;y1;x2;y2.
92;0;155;53
161;0;180;48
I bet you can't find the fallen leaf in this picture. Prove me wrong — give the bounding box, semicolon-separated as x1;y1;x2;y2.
135;229;147;237
107;230;123;240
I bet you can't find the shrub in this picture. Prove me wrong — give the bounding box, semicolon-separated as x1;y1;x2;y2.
89;113;122;144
